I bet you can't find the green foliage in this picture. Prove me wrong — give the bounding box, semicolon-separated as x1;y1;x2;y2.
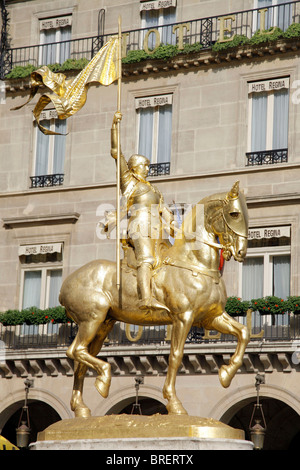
5;57;90;79
286;296;300;314
50;57;89;72
250;296;287;315
0;306;71;326
249;27;284;45
225;297;250;317
5;64;36;79
284;23;300;38
122;42;202;64
212;35;250;52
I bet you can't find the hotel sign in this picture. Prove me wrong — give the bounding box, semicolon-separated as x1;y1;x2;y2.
135;94;172;109
248;226;290;240
140;0;176;11
40;16;72;30
248;78;290;94
19;243;62;256
133;7;282;55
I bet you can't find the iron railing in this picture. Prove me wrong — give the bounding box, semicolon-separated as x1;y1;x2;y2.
149;162;170;177
5;2;300;74
0;312;299;350
30;174;64;188
246;148;288;166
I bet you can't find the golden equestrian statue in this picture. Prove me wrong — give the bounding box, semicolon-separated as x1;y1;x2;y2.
59;114;249;416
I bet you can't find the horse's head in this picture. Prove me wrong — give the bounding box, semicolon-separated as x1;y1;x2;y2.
206;181;248;262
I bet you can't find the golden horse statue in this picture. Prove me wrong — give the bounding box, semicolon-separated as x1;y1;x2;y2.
59;181;249;418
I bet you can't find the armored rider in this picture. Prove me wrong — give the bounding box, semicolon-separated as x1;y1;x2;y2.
108;111;176;311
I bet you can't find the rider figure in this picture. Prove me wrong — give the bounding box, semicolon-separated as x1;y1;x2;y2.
109;111;175;311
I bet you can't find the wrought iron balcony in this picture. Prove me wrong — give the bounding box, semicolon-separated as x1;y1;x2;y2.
0;312;299;350
4;1;300;75
30;173;64;188
148;162;170;177
246;148;288;166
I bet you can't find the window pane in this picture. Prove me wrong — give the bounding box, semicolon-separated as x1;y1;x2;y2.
138;108;154;161
273;255;290;299
257;0;273;29
59;26;71;63
157;104;172;163
35;121;50;175
53;120;67;173
22;271;42;309
161;8;176;44
251;93;268;152
48;270;62;308
41;28;56;65
242;257;264;300
273;89;289;150
277;0;292;30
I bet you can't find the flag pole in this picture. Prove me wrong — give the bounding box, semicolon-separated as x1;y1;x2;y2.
116;15;122;289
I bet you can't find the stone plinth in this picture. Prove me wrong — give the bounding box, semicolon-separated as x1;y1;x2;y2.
30;414;253;450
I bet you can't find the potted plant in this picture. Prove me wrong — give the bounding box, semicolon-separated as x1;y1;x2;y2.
286;296;300;315
251;296;287;315
225;296;250;317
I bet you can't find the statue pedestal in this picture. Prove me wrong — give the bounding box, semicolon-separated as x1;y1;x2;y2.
30;415;253;451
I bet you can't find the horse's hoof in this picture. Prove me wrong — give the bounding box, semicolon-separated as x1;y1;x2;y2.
166;402;188;415
74;406;91;418
95;375;111;398
219;365;232;388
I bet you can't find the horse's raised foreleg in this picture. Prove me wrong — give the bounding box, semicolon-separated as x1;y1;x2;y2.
206;312;249;388
67;316;116;417
163;312;194;414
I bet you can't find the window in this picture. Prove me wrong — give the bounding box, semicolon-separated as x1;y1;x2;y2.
19;243;63;335
20;243;63;309
246;77;289;165
32;109;66;187
240;226;291;300
140;0;176;47
255;0;292;31
39;15;72;65
136;94;173;175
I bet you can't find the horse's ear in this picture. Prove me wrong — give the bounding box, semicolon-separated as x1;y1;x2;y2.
228;181;239;199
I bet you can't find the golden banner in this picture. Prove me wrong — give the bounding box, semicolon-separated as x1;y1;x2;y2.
12;36;119;135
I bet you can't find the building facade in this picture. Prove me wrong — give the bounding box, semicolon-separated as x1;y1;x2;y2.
0;0;300;449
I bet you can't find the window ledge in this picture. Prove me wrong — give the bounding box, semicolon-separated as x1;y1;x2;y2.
2;212;80;229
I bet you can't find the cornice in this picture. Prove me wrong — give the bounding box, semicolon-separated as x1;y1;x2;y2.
1;343;298;379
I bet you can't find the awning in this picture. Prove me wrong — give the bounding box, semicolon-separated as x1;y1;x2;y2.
248;77;289;94
135;93;173;109
40;15;72;30
140;0;176;12
18;243;62;256
248;226;290;240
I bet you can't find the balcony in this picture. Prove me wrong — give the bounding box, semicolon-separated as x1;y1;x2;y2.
148;162;170;177
0;312;299;351
246;148;288;166
3;2;300;79
30;173;64;188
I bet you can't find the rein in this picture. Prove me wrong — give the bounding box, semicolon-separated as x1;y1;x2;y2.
163;256;221;284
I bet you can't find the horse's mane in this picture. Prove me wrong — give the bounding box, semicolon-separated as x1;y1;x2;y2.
173;190;227;245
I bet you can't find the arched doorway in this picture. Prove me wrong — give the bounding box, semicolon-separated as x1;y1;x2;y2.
1;400;61;447
107;396;167;415
225;398;300;450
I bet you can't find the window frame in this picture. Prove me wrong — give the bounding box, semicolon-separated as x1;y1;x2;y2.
38;15;72;65
239;247;291;298
19;263;63;311
135;94;173;165
247;77;290;154
32;113;67;178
